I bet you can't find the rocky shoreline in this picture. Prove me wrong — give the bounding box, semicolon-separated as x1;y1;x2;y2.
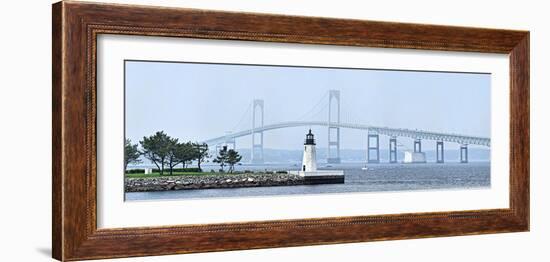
125;173;308;192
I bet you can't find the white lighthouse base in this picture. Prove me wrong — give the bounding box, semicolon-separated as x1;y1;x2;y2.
295;170;344;177
289;170;345;184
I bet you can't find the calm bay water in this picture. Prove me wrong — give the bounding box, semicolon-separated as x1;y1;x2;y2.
125;162;490;201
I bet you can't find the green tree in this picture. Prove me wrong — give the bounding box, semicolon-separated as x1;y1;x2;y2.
124;138;141;171
176;142;196;169
226;149;242;173
140;131;172;175
213;146;228;172
192;142;210;171
166;139;188;175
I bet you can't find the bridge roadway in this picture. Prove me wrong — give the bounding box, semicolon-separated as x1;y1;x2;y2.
202;121;490;147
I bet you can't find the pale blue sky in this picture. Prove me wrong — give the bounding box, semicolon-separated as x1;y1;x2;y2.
125;60;490;150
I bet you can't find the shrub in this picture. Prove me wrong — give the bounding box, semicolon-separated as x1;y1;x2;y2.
125;169;145;174
152;167;202;173
276;171;288;174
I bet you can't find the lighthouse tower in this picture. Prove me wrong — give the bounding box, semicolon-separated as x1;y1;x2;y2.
301;129;317;172
292;129;344;183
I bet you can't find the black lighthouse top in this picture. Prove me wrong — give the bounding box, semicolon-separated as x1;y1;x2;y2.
304;129;316;145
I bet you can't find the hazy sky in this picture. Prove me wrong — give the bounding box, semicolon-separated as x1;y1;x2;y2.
125;60;490;151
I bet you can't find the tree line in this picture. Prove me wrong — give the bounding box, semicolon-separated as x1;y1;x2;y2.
125;131;243;175
125;131;210;175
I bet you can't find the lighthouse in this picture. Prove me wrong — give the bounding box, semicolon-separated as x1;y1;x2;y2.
292;129;345;183
302;129;317;172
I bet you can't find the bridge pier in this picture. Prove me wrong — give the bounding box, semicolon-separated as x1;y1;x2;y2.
460;144;468;163
224;131;236;150
217;142;235;152
389;137;397;163
327;90;341;164
414;139;422;153
216;140;235;152
327;128;341;164
226;140;236;150
436;141;444;163
251;99;264;164
367;133;380;163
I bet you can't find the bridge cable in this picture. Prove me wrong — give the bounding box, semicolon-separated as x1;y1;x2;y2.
230;101;253;132
297;91;329;121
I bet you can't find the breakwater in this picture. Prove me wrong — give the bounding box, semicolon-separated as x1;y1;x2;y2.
125;173;341;192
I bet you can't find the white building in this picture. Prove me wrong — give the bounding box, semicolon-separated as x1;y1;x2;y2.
403;151;427;163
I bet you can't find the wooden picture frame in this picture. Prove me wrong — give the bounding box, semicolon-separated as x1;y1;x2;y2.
52;1;529;261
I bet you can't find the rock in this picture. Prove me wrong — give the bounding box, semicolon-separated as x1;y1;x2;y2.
125;172;311;192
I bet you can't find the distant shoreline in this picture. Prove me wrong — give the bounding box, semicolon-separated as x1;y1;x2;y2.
127;161;492;170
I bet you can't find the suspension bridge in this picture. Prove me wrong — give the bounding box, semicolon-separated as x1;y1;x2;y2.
202;90;490;164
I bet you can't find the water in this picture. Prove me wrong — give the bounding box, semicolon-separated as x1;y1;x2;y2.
125;162;490;201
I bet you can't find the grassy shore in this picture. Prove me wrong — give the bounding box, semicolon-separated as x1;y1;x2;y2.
124;171;265;178
125;172;211;178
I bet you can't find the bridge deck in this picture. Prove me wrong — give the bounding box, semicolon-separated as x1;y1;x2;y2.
203;121;490;146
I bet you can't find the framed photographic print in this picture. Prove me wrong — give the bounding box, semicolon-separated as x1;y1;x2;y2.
52;1;529;261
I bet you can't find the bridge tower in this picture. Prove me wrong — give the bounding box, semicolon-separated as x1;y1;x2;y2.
327;90;341;164
436;141;444;163
389;136;398;163
460;144;468;163
251;99;264;164
367;131;380;163
414;139;422;153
